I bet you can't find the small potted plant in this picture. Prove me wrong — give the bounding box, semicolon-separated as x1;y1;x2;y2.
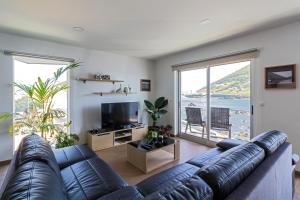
144;97;168;127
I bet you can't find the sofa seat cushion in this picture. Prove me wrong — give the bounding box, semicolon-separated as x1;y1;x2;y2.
61;156;127;200
137;163;199;196
216;139;247;150
144;176;213;200
97;186;144;200
187;147;225;168
197;143;265;200
1;161;67;200
54;144;96;169
251;130;287;155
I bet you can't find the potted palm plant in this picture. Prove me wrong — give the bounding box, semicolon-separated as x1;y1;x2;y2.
0;62;80;148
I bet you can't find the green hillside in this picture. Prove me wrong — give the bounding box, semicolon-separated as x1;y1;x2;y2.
197;65;250;97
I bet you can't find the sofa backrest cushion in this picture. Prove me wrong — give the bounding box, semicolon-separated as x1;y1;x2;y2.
251;130;287;156
1;161;67;200
15;134;61;176
144;175;213;200
216;139;247;150
197;143;265;200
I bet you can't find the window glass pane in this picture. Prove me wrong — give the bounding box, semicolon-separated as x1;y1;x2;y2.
180;68;208;138
13;59;68;148
209;61;251;141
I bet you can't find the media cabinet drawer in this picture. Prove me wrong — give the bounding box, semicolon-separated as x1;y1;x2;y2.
88;132;114;151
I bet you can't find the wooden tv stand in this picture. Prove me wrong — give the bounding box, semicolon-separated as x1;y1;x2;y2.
87;125;148;151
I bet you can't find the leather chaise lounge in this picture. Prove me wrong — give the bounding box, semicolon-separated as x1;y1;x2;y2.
0;130;294;200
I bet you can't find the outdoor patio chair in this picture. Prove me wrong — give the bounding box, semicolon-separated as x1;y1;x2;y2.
185;107;206;137
211;107;232;138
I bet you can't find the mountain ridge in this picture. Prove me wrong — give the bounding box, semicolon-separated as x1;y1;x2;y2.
197;65;250;97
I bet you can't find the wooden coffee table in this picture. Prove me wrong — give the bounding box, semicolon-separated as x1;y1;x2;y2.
126;138;180;173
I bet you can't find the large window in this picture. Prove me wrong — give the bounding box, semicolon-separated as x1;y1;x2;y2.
179;61;251;142
13;57;69;148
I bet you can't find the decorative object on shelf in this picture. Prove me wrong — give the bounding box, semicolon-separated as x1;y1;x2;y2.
140;79;151;91
77;78;123;84
144;97;168;126
265;64;296;89
95;73;102;80
123;86;129;94
101;74;110;80
128;85;132;93
116;84;122;93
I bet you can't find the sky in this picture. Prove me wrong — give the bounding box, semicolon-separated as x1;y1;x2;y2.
14;60;68;109
181;61;250;93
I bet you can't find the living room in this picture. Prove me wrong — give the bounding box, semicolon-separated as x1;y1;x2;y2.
0;1;300;200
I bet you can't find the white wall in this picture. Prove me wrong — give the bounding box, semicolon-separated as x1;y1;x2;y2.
0;33;155;161
155;20;300;170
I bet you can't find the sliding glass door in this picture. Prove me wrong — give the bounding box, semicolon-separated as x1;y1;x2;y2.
179;61;251;141
180;68;208;139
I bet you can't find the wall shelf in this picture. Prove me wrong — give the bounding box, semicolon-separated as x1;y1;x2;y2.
93;92;137;96
77;78;124;84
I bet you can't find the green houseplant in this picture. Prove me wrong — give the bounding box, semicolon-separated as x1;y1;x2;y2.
0;63;80;148
144;97;168;127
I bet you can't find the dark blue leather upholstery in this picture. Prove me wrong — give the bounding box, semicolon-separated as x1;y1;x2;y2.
1;131;290;200
251;130;287;155
137;163;200;196
216;138;247;150
53;144;96;169
15;134;63;183
1;161;67;200
97;186;144;200
61;156;127;200
187;147;224;168
143;176;213;200
198;142;265;200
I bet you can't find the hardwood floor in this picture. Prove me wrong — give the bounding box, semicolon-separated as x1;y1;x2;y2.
0;138;299;199
96;137;210;185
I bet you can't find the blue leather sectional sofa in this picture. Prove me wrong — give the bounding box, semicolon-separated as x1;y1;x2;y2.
0;130;293;200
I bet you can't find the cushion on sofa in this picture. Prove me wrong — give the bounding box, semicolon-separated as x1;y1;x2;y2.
143;175;213;200
1;161;67;200
53;144;96;169
251;130;287;155
187;147;225;168
15;134;62;179
136;163;200;196
197;142;265;200
97;186;144;200
216;139;247;150
61;156;127;200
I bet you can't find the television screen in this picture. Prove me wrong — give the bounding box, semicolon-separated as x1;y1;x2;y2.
101;102;138;129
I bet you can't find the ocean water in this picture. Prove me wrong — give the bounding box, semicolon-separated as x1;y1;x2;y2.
180;96;250;138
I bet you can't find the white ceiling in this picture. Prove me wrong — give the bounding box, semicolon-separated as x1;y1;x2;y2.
1;0;300;59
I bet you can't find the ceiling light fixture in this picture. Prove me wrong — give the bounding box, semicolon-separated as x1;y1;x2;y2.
200;19;211;25
73;26;85;32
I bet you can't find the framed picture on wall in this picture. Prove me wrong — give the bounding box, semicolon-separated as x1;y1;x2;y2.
265;64;296;89
140;79;151;91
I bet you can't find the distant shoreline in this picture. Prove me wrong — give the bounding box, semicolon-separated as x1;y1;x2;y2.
183;94;250;99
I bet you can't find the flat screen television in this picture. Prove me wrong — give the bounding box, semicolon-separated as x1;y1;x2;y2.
101;102;138;129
